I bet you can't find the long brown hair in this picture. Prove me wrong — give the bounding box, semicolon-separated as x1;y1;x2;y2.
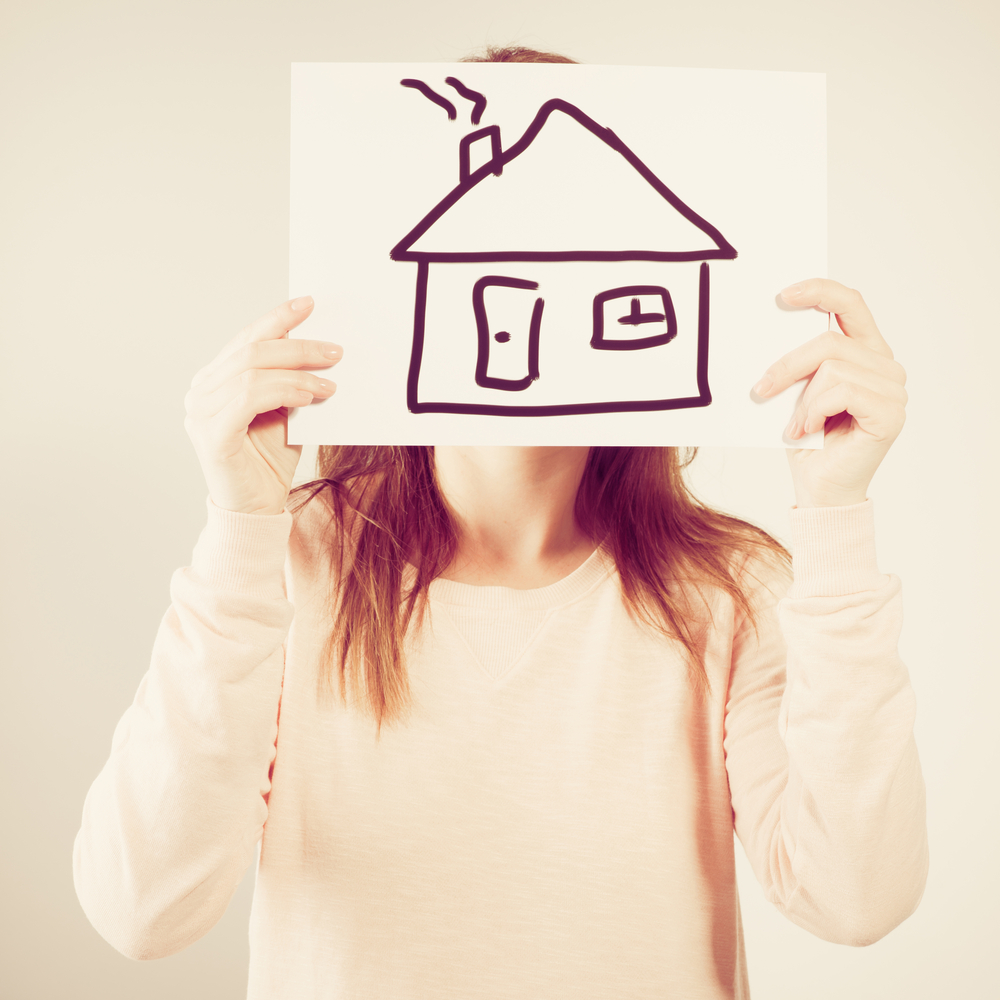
292;447;789;731
290;47;790;731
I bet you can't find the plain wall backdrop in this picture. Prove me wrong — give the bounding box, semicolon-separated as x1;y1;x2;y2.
1;0;996;996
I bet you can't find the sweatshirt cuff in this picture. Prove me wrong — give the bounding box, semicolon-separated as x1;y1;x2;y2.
786;499;883;598
189;497;294;597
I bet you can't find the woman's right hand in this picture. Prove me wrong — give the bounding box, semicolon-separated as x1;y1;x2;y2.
184;296;341;515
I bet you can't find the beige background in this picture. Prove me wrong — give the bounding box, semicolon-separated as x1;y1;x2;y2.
1;0;996;996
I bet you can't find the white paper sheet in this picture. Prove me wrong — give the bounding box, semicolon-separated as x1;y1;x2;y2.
289;63;826;447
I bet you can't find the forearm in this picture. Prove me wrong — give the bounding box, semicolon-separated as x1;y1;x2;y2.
728;501;928;945
773;577;927;943
73;503;294;959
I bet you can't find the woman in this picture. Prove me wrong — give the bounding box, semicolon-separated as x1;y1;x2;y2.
74;50;926;1000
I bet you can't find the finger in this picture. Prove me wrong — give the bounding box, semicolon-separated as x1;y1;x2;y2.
191;296;316;387
192;336;343;397
787;381;906;441
793;358;908;422
779;279;891;358
755;330;906;397
187;367;336;421
204;377;335;444
213;384;316;444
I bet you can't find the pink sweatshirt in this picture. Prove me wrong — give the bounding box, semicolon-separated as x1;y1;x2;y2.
73;498;927;999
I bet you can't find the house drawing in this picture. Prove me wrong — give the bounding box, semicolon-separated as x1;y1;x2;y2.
390;97;737;417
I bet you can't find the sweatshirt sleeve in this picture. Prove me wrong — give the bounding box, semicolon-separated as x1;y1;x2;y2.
73;499;295;960
724;499;928;946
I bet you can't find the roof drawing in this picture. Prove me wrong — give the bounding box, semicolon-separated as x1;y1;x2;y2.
390;98;738;264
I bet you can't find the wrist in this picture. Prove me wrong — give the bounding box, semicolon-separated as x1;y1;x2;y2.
197;498;295;596
790;470;872;509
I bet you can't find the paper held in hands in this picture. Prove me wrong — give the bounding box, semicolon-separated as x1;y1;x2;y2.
288;62;827;447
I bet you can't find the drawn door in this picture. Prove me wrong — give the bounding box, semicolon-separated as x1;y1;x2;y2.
473;275;544;391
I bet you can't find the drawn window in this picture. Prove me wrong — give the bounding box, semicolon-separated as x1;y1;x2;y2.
591;285;677;351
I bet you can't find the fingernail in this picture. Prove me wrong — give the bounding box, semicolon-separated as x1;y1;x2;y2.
784;416;798;438
320;342;341;359
315;379;336;392
753;374;773;397
781;283;804;299
290;295;314;311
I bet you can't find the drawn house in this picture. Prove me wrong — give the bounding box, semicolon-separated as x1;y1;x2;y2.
390;98;737;417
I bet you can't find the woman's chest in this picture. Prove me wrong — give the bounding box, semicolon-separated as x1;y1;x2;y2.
269;586;737;865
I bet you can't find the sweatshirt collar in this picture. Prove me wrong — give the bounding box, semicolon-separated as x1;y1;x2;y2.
428;545;614;611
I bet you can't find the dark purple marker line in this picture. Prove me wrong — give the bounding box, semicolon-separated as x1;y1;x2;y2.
407;395;711;417
472;275;542;391
391;98;738;262
618;298;665;326
695;261;712;404
459;126;503;183
445;77;487;125
591;285;677;351
499;100;737;258
406;262;430;413
400;79;457;120
395;249;732;263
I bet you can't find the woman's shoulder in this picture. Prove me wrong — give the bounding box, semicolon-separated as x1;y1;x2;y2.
665;528;793;635
732;541;793;603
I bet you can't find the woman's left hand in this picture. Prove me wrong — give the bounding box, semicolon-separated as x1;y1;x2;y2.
752;278;908;508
